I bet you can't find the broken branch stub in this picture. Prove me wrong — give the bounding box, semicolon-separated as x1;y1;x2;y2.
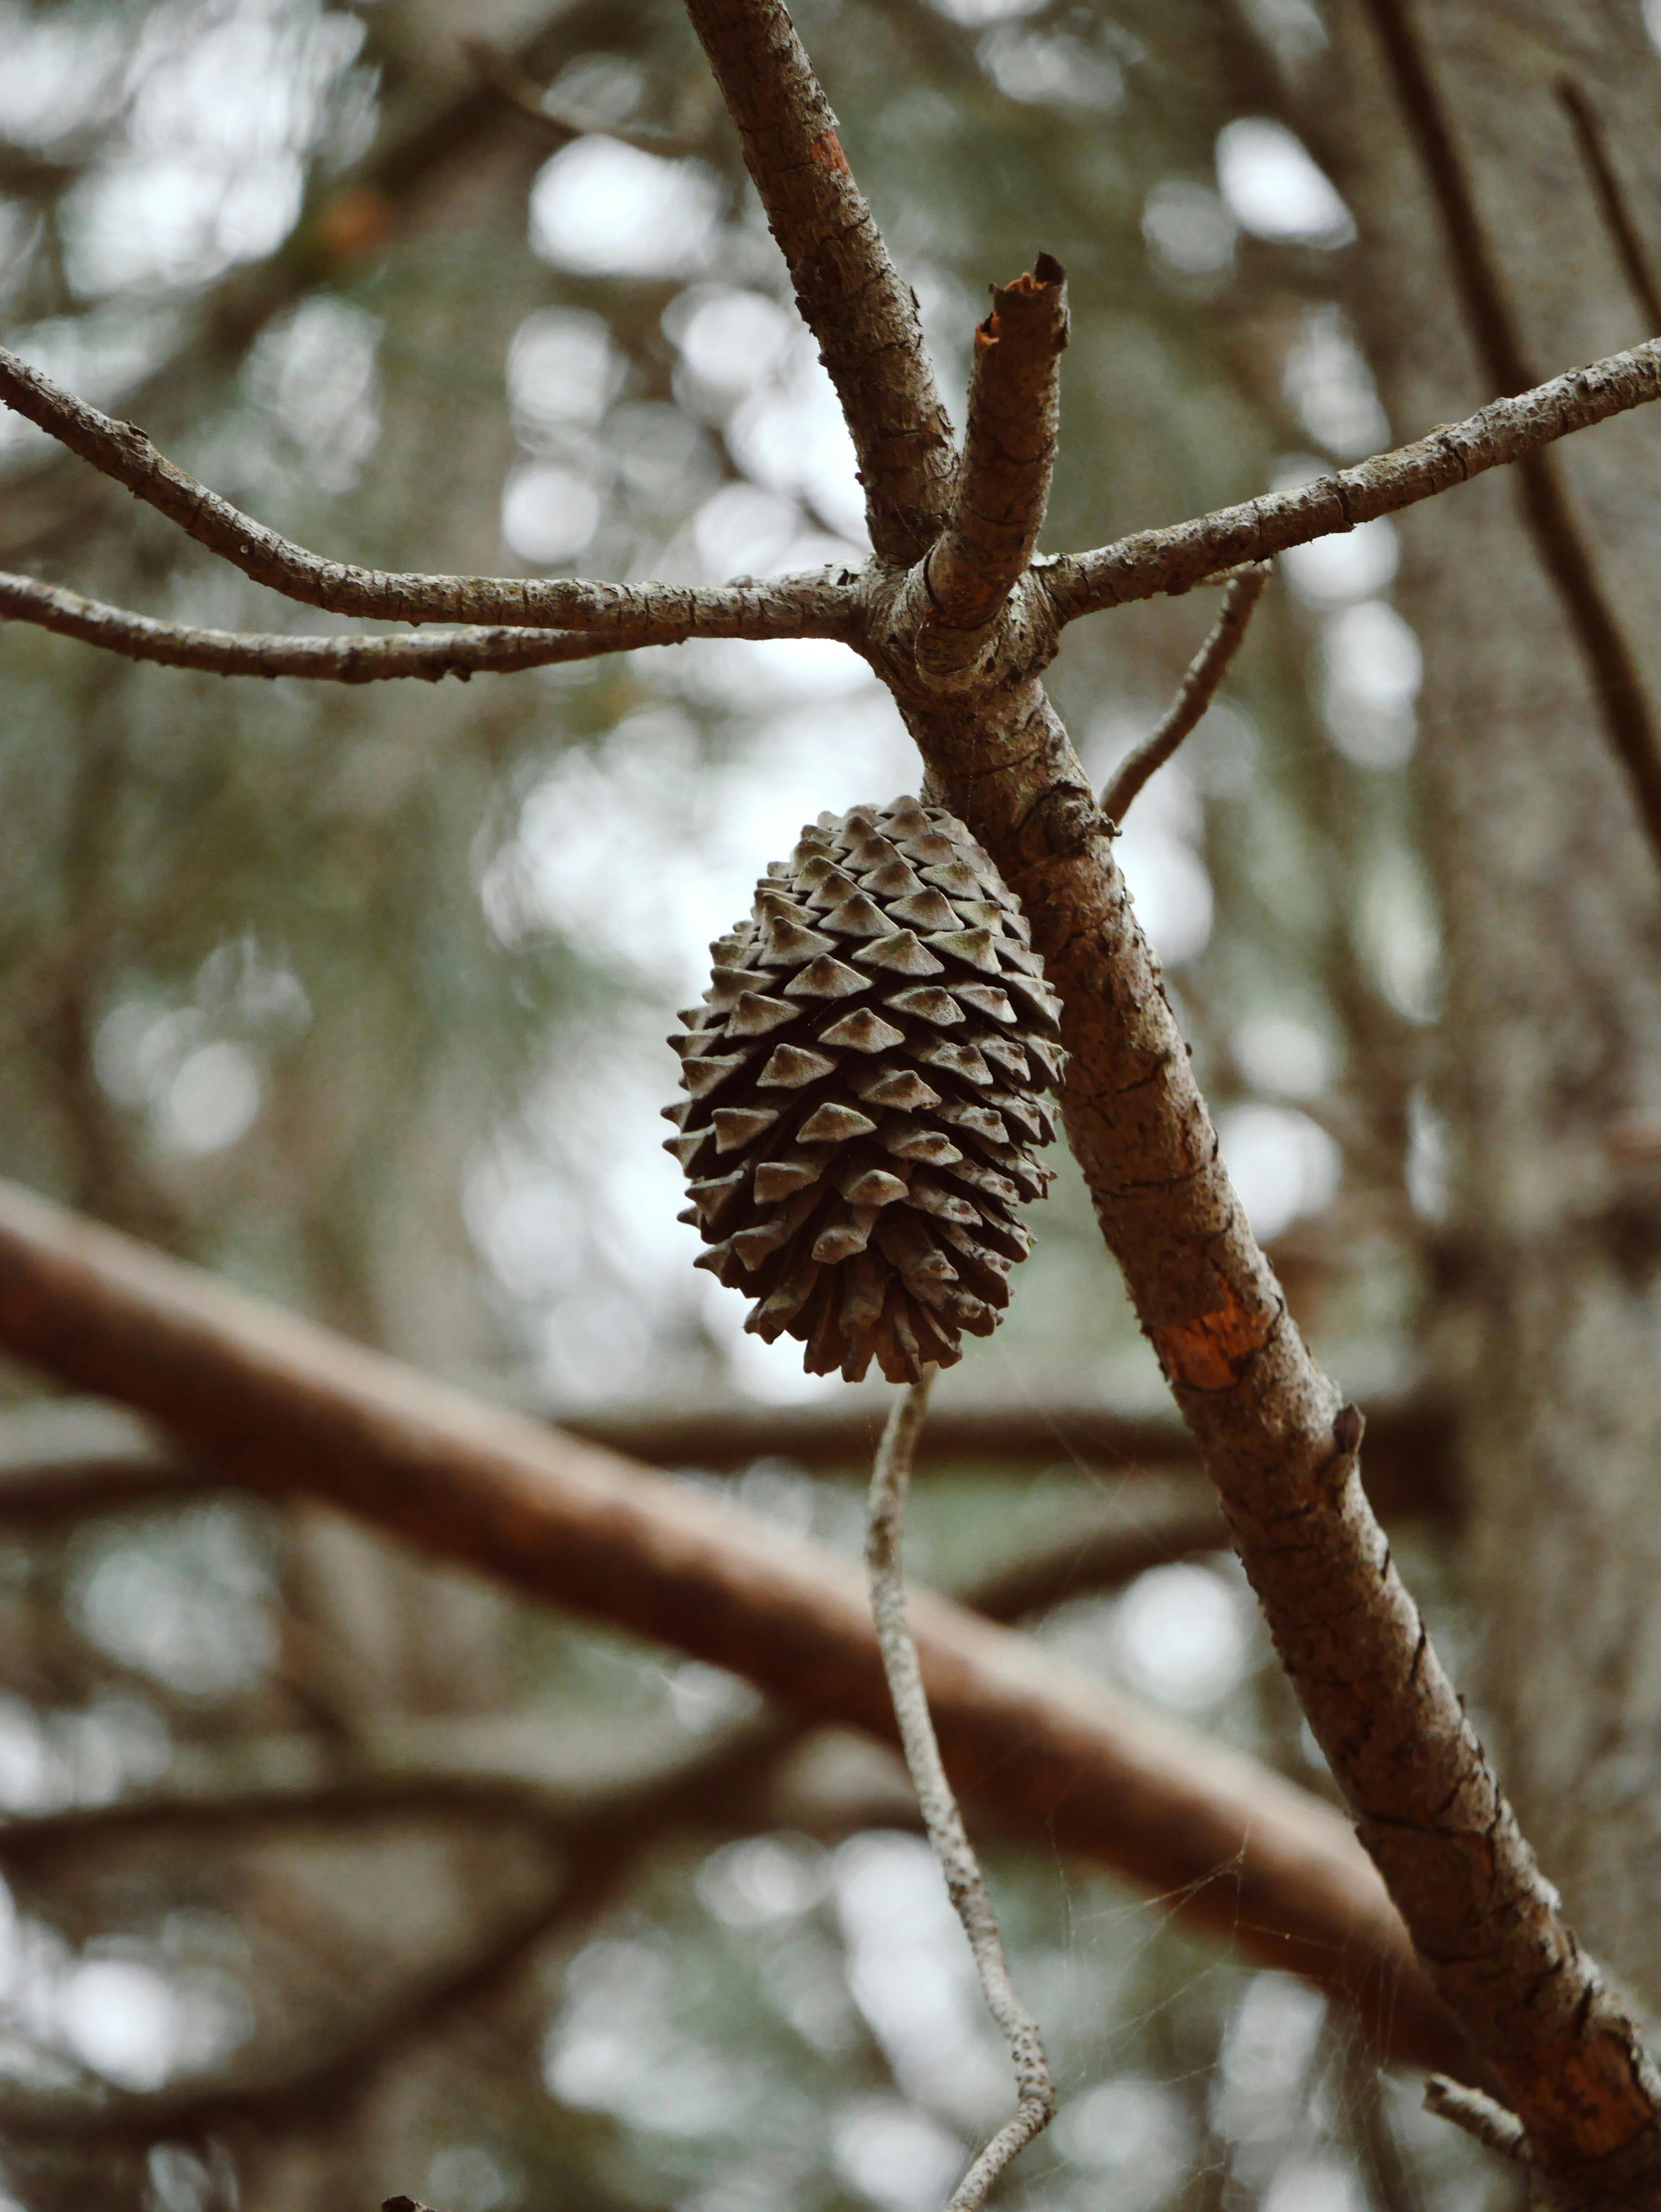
923;255;1069;657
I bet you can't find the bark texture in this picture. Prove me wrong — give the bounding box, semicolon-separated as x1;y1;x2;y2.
679;0;957;563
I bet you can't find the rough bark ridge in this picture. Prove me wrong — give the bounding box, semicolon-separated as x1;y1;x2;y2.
1318;3;1661;2200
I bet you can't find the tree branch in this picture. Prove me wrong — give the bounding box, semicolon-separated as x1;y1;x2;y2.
680;0;956;563
0;1176;1469;2076
1102;566;1269;823
1423;2076;1530;2164
0;345;858;640
1044;336;1661;619
923;257;1069;649
0;1715;792;2146
0;574;668;684
567;1395;1452;1512
896;623;1661;2173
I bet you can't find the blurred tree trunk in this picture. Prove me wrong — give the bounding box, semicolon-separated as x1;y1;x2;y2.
1320;0;1661;2000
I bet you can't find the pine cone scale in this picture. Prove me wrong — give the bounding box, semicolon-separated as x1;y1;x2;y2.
666;795;1066;1385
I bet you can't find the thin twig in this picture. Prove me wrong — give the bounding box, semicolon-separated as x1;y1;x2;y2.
1423;2075;1530;2163
1102;565;1269;822
867;1375;1055;2212
0;573;663;682
460;36;704;155
0;343;857;640
1043;334;1661;620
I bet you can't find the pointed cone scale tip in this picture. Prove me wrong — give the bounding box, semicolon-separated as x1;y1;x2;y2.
854;931;944;977
798;1101;877;1143
823;892;892;940
818;1008;906;1054
784;954;866;1000
887;986;963;1025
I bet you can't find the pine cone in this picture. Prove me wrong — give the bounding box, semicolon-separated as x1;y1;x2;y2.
663;796;1065;1384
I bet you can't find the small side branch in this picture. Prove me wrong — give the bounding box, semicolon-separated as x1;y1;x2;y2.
681;0;956;562
868;1377;1055;2212
1046;335;1661;616
925;257;1069;647
1423;2076;1530;2163
0;574;662;683
1102;565;1268;823
0;344;857;640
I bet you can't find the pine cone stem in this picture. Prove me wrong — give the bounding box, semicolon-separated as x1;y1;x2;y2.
867;1375;1056;2209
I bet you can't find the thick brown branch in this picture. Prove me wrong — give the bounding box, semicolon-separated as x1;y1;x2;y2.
0;1504;1230;1865
0;346;857;639
0;1177;1466;2074
1355;0;1661;871
1046;336;1661;619
0;574;664;683
925;257;1069;645
901;678;1661;2171
680;0;956;562
1102;566;1269;823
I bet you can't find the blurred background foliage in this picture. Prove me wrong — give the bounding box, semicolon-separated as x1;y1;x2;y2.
0;0;1518;2206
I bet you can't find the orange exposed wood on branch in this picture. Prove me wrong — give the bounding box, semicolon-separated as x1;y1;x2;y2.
0;1176;1466;2077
